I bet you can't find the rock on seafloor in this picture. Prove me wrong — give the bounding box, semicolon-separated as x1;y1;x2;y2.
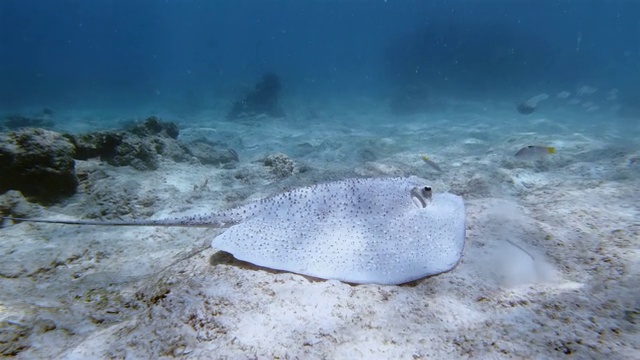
0;116;241;203
0;128;78;204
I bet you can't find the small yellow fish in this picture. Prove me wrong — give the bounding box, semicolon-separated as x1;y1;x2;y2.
420;155;443;172
514;146;556;159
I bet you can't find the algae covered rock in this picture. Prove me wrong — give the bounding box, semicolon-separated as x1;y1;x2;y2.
0;190;41;220
264;153;296;178
65;116;189;171
128;116;179;139
0;128;78;203
66;131;125;160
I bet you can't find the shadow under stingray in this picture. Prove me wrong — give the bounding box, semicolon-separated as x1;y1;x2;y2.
208;251;437;287
209;251;327;283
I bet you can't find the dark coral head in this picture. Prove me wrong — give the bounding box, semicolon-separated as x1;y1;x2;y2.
517;102;536;115
257;73;281;92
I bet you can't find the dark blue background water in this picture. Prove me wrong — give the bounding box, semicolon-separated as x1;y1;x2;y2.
1;0;638;112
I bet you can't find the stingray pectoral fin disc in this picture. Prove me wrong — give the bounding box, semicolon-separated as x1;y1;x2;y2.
211;177;466;285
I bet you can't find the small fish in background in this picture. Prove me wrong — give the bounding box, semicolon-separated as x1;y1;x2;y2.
517;102;536;115
227;148;239;162
514;146;556;159
556;91;571;99
516;93;549;115
420;155;443;172
581;101;600;113
567;98;581;105
577;85;598;96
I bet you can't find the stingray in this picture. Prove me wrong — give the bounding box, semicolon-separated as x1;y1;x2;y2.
1;176;466;285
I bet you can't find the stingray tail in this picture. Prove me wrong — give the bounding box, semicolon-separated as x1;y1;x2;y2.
0;216;237;228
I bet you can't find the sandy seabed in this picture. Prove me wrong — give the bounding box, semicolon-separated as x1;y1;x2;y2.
1;100;639;359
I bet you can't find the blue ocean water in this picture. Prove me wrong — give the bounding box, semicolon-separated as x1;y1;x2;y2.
2;2;640;358
1;0;638;119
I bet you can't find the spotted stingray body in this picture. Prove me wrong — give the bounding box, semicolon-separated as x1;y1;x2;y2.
213;177;466;284
2;177;467;285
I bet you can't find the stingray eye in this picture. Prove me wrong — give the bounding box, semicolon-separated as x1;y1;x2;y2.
421;187;433;200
